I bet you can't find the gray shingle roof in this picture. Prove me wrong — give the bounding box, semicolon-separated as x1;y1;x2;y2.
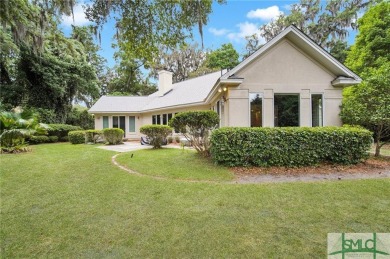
89;71;222;113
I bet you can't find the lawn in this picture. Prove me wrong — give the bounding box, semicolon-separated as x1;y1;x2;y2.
1;143;389;258
115;148;234;181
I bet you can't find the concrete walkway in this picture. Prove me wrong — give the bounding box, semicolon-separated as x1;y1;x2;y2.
97;142;185;152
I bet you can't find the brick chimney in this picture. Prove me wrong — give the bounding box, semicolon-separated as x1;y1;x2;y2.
158;70;173;97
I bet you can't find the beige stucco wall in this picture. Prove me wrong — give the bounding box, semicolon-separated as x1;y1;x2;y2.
226;39;343;127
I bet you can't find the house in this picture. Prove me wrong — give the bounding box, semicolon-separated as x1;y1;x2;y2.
89;25;361;139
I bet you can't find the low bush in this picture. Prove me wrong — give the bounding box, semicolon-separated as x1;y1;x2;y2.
85;130;103;143
103;128;123;145
140;125;172;149
48;124;82;141
68;130;86;144
167;136;173;144
210;126;373;167
28;135;59;144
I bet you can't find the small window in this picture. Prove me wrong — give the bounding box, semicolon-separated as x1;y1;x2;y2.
152;115;156;125
129;116;136;132
156;115;161;125
312;94;323;127
274;94;299;127
168;113;173;123
103;116;109;129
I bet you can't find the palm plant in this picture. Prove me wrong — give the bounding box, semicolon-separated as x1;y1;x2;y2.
0;110;48;153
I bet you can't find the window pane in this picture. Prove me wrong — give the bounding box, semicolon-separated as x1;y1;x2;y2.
250;93;262;127
119;116;126;133
129;116;135;132
162;114;167;125
156;115;161;125
103;116;109;129
112;116;118;128
152;115;156;125
168;113;173;122
274;95;299;127
312;94;323;127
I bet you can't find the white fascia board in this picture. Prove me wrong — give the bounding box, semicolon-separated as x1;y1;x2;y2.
220;78;244;84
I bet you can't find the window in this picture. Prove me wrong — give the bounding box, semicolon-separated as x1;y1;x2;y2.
168;113;173;123
103;116;109;129
311;94;323;127
112;116;126;135
274;94;299;127
129;116;136;132
152;115;156;125
156;115;161;125
162;114;168;125
112;116;118;128
250;93;262;127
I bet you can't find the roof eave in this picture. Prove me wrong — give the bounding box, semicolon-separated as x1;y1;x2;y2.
331;77;362;87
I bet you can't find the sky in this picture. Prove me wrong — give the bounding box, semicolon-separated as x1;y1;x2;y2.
59;0;358;69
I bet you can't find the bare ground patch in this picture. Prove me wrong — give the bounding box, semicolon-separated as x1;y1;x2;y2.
232;157;390;183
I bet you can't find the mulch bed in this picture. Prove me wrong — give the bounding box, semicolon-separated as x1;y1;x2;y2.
231;157;390;177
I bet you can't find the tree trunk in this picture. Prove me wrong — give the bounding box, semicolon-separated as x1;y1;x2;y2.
375;140;381;157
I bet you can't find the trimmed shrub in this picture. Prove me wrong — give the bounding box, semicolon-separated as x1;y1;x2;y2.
103;128;123;145
140;125;172;149
29;135;50;144
169;111;219;155
210;127;373;167
167;136;173;143
68;130;85;144
85;130;103;143
28;135;59;144
48;124;82;141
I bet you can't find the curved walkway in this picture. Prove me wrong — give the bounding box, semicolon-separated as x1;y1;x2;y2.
111;153;390;184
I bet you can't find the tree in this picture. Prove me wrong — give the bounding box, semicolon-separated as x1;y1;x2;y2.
0;1;100;122
150;44;206;83
247;0;371;62
206;43;239;69
169;111;219;156
340;65;390;156
341;2;390;156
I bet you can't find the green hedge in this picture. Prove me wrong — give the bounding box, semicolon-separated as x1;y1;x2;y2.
28;135;58;144
68;130;85;144
103;128;123;145
48;124;82;141
210;127;373;167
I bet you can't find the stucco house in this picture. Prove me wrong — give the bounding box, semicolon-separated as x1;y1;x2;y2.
89;25;361;139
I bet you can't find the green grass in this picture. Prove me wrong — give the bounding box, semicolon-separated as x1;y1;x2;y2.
1;143;390;258
371;144;390;156
115;148;234;181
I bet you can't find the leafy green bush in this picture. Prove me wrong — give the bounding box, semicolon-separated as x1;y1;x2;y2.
68;130;86;144
85;130;103;143
140;125;172;149
175;136;180;143
167;136;173;143
48;124;82;141
169;111;219;155
29;135;50;144
28;135;58;144
210;127;373;167
103;128;123;145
